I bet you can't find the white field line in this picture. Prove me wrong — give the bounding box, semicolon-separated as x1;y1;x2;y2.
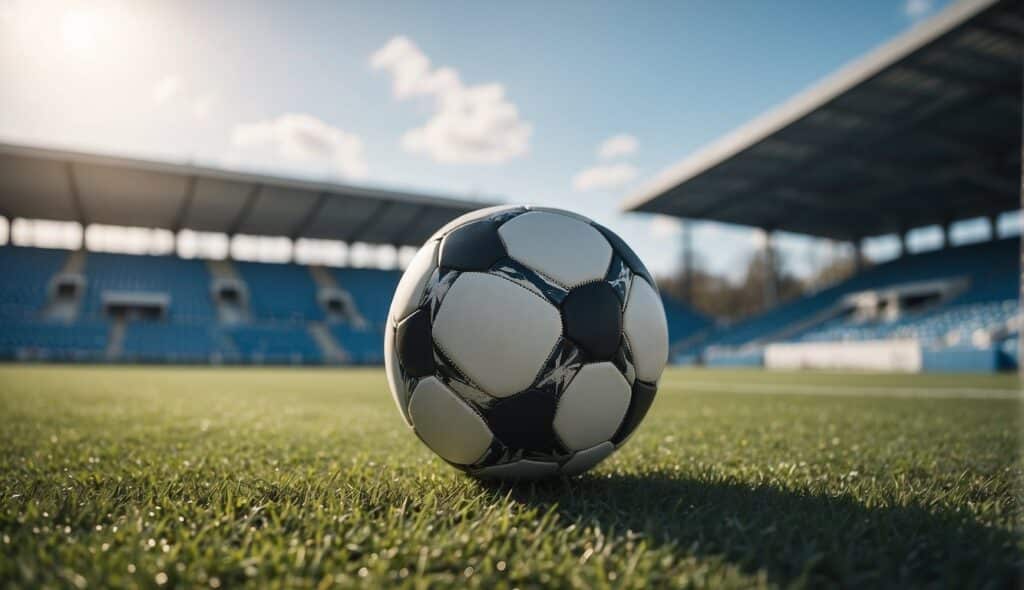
662;380;1022;400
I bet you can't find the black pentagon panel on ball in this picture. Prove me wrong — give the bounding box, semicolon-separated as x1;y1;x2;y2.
438;220;508;271
591;222;655;287
611;380;657;445
395;308;435;377
483;388;564;455
561;282;622;361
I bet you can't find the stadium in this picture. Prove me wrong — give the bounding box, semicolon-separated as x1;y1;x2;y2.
1;0;1021;587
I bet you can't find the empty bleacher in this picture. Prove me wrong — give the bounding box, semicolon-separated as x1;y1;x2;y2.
1;238;1017;371
331;268;402;327
227;324;322;364
0;246;67;321
0;245;401;364
121;322;222;363
0;319;108;360
83;252;216;321
693;238;1020;370
235;262;323;322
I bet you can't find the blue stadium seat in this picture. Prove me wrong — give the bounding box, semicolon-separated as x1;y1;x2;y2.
331;268;402;327
330;323;385;364
235;262;323;322
83;252;215;321
0;246;67;320
700;238;1020;356
227;324;322;364
0;319;108;360
121;322;221;362
661;294;713;347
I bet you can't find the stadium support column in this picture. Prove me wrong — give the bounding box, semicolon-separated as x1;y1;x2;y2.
988;214;999;240
763;230;778;310
853;237;865;272
680;219;694;304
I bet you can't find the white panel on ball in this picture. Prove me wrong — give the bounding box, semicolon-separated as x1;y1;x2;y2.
560;442;615;476
553;362;631;451
389;238;439;323
408;377;493;465
383;325;412;426
432;272;561;398
428;205;523;242
498;211;612;288
623;277;669;383
473;459;559;480
524;205;595;224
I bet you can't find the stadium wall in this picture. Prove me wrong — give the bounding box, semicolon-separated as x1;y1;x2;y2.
765;340;921;372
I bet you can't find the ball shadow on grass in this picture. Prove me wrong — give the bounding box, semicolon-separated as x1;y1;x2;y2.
473;472;1022;588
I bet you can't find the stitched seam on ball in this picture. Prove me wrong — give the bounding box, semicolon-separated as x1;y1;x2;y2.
528;265;571;291
487;271;563;308
431;339;492;398
528;337;566;390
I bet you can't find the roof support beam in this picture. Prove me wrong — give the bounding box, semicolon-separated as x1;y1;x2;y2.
64;162;88;227
389;205;427;245
172;175;198;232
346;200;395;243
227;184;263;235
289;192;329;240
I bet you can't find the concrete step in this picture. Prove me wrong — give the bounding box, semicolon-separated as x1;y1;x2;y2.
62;249;87;274
207;259;239;280
308;266;339;289
106;318;126;359
308;321;348;364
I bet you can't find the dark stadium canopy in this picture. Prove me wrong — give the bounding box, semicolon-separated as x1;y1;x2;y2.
0;142;495;247
623;0;1023;242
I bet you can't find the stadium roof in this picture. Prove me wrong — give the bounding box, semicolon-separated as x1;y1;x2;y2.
623;0;1023;241
0;142;495;247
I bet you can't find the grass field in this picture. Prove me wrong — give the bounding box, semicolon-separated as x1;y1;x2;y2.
0;365;1020;588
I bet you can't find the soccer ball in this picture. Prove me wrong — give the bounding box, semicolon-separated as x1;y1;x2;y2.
384;206;668;479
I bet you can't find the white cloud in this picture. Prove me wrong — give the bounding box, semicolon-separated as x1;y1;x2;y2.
371;36;531;164
597;134;638;160
229;113;369;180
191;93;218;119
572;163;638;192
152;75;181;104
904;0;932;19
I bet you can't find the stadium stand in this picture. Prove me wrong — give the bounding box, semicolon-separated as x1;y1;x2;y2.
235;261;323;322
0;319;109;361
0;246;68;321
718;239;1015;344
627;0;1022;372
331;268;402;327
0;140;493;364
0;242;710;366
330;323;386;364
227;324;322;364
83;252;216;321
690;239;1019;368
121;322;221;363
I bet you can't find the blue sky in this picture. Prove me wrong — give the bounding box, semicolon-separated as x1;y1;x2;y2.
1;0;972;277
